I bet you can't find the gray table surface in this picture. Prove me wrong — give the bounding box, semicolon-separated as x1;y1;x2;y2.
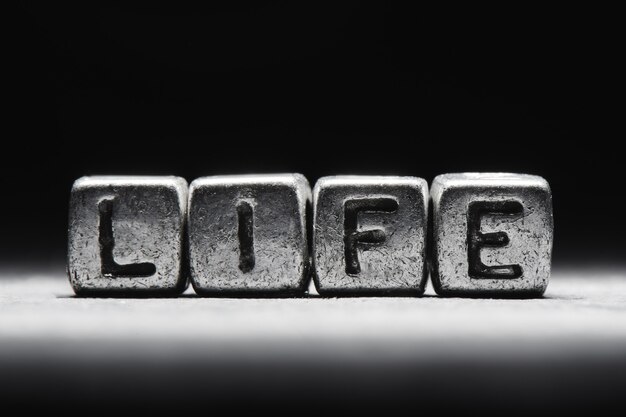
2;266;626;411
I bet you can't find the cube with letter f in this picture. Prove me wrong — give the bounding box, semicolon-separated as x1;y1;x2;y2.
313;176;429;296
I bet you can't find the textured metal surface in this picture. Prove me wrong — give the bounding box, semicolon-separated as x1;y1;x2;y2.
313;176;429;296
430;173;553;297
188;174;311;296
67;176;188;296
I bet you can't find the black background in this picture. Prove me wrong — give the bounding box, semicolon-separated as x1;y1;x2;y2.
5;4;623;268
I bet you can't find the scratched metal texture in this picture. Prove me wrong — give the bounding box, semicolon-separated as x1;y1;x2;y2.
430;173;554;296
67;176;188;295
188;174;311;296
313;176;429;296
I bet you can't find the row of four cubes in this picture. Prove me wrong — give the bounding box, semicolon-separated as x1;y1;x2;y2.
68;173;553;297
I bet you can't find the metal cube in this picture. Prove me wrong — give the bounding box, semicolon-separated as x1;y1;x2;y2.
188;174;311;296
67;176;188;296
313;176;429;296
430;173;554;297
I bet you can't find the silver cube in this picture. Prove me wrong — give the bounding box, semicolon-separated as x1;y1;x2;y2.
67;176;188;296
430;173;554;297
188;174;311;296
313;176;429;296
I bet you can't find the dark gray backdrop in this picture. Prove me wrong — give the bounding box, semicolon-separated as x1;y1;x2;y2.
4;4;622;269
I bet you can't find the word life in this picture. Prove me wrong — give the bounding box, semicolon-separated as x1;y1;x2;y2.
67;173;553;298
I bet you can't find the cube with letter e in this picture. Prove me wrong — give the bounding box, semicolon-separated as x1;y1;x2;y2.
430;173;554;297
